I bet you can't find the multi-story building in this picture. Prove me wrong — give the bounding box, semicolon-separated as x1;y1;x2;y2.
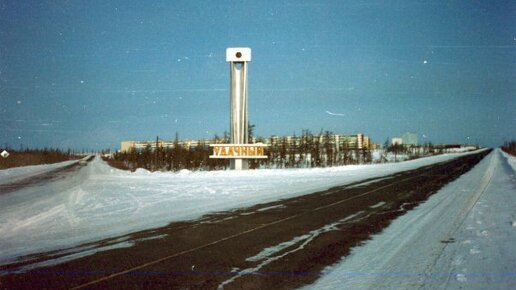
120;138;224;152
121;133;374;152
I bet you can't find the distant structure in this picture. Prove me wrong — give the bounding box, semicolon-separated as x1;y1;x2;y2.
120;133;374;153
391;137;403;146
264;133;374;151
391;132;418;147
401;132;418;146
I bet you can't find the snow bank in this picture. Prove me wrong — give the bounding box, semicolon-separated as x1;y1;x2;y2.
0;150;488;266
307;149;515;290
0;160;78;185
501;150;516;172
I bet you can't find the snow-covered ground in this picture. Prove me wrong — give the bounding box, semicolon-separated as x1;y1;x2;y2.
0;160;78;186
374;146;478;163
307;149;516;290
0;149;488;267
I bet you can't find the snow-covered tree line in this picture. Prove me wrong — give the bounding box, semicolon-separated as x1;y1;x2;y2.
251;130;373;169
106;130;479;172
108;130;377;172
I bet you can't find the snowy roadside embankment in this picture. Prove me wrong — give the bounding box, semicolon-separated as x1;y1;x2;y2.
0;159;79;186
307;149;515;290
0;149;488;266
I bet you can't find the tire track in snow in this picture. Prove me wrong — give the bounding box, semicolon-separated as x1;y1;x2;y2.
419;151;497;288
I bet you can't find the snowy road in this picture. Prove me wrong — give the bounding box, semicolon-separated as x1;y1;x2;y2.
1;150;496;289
308;149;516;290
0;156;93;194
0;150;487;267
0;159;80;189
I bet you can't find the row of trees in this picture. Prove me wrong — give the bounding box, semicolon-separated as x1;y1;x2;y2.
106;135;228;172
253;130;372;169
501;140;516;156
107;131;465;172
108;130;375;172
382;140;450;162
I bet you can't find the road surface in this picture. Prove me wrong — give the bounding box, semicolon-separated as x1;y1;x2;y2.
0;156;94;195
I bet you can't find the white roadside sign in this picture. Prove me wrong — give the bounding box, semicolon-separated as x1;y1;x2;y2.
1;150;9;158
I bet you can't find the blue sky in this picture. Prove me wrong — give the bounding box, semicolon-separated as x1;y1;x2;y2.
1;0;514;150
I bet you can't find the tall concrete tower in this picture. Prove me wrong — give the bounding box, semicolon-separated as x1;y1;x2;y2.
226;47;251;170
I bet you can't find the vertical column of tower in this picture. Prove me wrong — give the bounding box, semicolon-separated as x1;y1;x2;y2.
227;48;251;170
